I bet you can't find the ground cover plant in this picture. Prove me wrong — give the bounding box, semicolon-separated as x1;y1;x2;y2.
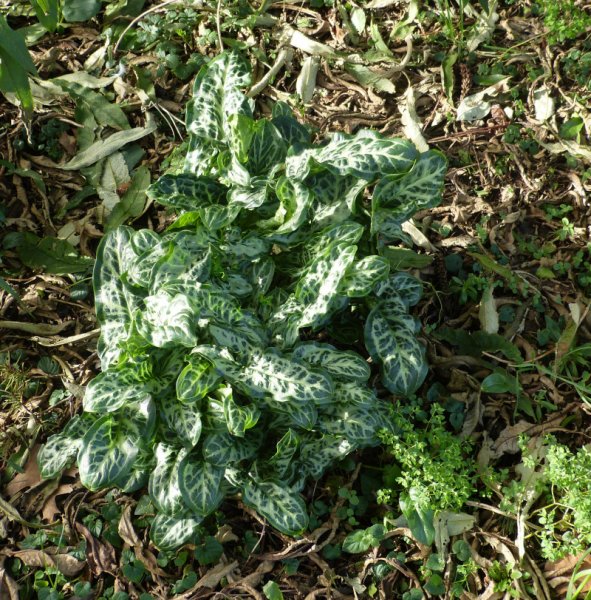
2;0;591;597
37;50;447;550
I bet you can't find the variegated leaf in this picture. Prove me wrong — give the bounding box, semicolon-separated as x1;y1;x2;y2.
151;242;211;292
364;300;428;395
176;356;221;403
272;101;310;146
202;430;262;466
131;229;160;255
242;479;309;535
228;179;268;210
221;386;260;437
146;173;227;211
306;171;363;210
375;272;423;308
178;454;225;515
266;176;311;235
115;467;150;493
221;233;270;260
312;221;364;256
198;204;240;232
292;342;370;383
247;120;287;176
372;150;447;215
268;396;318;430
214;273;253;298
38;433;80;479
294;242;357;329
209;324;257;355
160;399;202;447
150;513;202;551
78;415;138;491
316;404;384;446
250;258;275;297
298;434;354;479
331;382;380;409
136;291;198;348
113;449;153;492
83;367;148;413
93;226;141;368
120;395;157;443
286;131;418;181
185;52;253;175
266;429;300;479
148;444;188;515
242;350;334;405
338;255;390;297
190;286;245;326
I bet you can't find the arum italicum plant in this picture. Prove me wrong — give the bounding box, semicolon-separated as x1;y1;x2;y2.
38;52;447;550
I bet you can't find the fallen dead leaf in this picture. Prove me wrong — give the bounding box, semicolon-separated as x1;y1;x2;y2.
118;505;141;547
42;483;76;522
195;560;239;589
491;420;534;458
75;522;117;576
544;553;591;596
4;446;42;497
0;555;19;600
9;549;85;577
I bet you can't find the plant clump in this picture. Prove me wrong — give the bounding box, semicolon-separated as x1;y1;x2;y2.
38;52;447;550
